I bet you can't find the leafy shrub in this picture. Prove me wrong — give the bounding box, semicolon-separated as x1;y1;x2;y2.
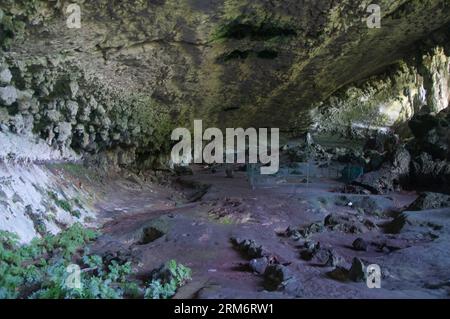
29;257;133;299
1;226;191;299
0;223;99;298
55;199;72;213
47;191;82;219
144;259;192;299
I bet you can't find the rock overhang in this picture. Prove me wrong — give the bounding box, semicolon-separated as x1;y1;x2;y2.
1;0;450;133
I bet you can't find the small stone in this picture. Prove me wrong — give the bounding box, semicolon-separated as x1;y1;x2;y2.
263;264;293;291
324;250;345;268
299;241;320;261
352;238;368;251
348;257;366;282
231;238;265;259
249;257;269;274
327;266;349;282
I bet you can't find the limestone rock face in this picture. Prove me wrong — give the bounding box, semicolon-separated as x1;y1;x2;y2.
0;86;17;106
0;68;12;84
1;0;449;132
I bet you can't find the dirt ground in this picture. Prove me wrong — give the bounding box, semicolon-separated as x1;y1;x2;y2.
87;163;450;299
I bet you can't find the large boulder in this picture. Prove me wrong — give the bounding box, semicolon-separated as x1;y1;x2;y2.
408;192;450;211
408;109;450;160
410;152;450;192
353;146;410;194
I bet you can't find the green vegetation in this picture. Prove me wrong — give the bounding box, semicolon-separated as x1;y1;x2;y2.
55;198;72;213
51;163;87;177
47;191;81;219
217;215;234;225
0;224;98;298
144;260;192;299
0;225;191;299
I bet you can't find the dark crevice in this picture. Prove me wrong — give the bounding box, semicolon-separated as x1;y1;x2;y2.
216;21;297;41
217;49;279;62
138;226;165;245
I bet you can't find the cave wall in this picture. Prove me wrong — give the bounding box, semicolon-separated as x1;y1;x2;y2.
1;0;450;135
1;0;450;242
0;55;173;168
311;46;450;137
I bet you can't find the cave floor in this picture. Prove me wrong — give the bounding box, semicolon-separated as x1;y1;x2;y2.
90;165;450;299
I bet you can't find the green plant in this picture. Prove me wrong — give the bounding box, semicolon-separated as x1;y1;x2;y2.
56;199;72;212
29;256;133;299
47;191;82;218
144;260;191;299
0;224;98;298
1;227;191;299
70;210;81;219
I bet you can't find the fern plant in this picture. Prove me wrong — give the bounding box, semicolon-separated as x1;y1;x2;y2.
144;260;192;299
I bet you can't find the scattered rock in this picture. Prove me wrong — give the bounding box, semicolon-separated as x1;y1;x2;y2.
408;192;450;211
348;258;366;282
334;195;392;216
324;213;376;234
299;241;321;261
263;264;296;292
299;241;344;267
324;250;345;268
353;146;410;194
327;267;349;282
285;222;324;240
385;208;449;235
249;257;269;275
231;237;267;259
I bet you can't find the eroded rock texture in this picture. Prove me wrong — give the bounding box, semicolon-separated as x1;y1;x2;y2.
1;0;449;134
